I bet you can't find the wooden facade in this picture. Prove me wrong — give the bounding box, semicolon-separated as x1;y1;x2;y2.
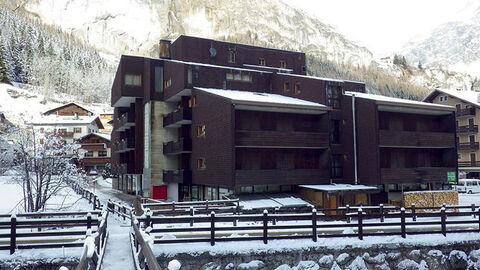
110;35;458;201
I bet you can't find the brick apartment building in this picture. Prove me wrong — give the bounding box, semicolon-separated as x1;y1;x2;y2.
110;35;457;206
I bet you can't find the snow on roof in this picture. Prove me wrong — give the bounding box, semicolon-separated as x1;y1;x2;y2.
426;88;480;107
243;64;293;73
30;115;100;126
164;59;272;74
43;102;93;115
279;73;365;84
194;88;327;108
345;91;454;109
79;132;111;141
299;184;378;192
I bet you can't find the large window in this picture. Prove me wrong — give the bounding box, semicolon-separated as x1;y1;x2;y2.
326;85;342;109
124;73;142;86
154;66;163;92
228;50;236;63
258;57;266;66
331;154;343;178
330;120;340;144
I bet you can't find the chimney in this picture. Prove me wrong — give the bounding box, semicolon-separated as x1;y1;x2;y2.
159;39;171;59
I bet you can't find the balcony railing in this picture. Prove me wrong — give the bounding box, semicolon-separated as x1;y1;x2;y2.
113;163;135;175
458;142;480;151
163;108;192;128
163;138;192;155
381;167;455;183
116;112;135;132
378;130;455;148
456;108;476;117
163;169;192;184
457;125;478;133
235;130;329;148
458;161;480;167
113;138;135;153
235;169;330;186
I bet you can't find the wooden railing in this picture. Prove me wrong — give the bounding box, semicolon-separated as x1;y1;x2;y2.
106;199;133;220
131;214;162;270
68;180;102;210
136;204;480;246
459;161;480;167
75;210;109;270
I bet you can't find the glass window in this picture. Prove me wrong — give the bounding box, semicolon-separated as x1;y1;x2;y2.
228;51;236;63
197;124;206;136
280;60;287;69
258;58;265;66
242;73;252;82
98;151;107;157
330;120;340;144
197;158;206;169
125;73;142;86
294;83;300;94
163;78;172;88
84;151;93;157
284;82;290;93
326;85;342;109
154;66;163;92
234;73;242;81
73;127;82;133
226;73;234;81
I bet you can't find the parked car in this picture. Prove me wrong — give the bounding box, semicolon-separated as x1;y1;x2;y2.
455;179;480;194
89;169;98;176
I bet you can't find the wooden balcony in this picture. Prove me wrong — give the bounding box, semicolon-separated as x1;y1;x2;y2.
378;130;455;148
116;112;135;132
456;108;475;117
163;138;192;155
81;143;108;151
235;169;330;186
457;125;478;134
80;157;111;164
458;142;480;151
163;108;192;128
45;131;74;138
459;161;480;167
380;167;455;183
163;169;192;184
113;138;135;153
235;130;329;148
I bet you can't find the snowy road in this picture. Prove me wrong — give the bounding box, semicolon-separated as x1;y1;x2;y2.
101;216;135;270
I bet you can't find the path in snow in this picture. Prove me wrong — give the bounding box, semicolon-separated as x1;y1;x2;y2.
101;215;135;270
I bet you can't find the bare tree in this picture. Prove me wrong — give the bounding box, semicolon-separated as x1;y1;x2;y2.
8;127;83;212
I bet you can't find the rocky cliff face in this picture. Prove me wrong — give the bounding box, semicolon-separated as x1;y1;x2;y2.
21;0;374;66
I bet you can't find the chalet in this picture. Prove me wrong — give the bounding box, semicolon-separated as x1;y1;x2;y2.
110;35;457;207
424;88;480;178
77;133;112;175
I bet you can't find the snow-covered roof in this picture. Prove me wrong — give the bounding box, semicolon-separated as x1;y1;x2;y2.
195;88;327;109
164;59;272;74
299;184;378;192
79;132;111;141
243;64;293;73
29;115;102;126
345;91;454;110
43;102;93;115
424;88;480;108
279;73;365;84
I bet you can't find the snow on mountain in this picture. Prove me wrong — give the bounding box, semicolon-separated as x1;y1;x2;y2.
21;0;374;67
401;4;480;77
0;83;111;127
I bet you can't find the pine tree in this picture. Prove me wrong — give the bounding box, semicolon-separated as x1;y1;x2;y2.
0;42;8;83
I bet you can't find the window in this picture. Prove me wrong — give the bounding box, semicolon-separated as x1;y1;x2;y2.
242;73;252;82
84;151;93;157
73;127;82;133
258;58;266;66
444;96;448;101
227;72;251;82
294;83;300;95
98;151;107;157
234;73;242;81
228;50;236;63
280;60;286;69
188;96;197;107
39;138;44;144
154;66;163;92
226;72;234;81
283;82;290;93
58;128;67;134
163;78;172;89
197;124;206;136
197;158;206;169
326;85;342;109
330;120;340;144
439;96;444;102
331;155;343;178
124;73;142;86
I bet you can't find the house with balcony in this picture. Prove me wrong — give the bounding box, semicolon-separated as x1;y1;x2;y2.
110;35;457;205
424;89;480;178
77;133;111;175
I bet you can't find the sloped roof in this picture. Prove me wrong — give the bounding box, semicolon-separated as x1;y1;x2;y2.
30;115;104;129
78;132;111;142
43;102;93;115
423;88;480;108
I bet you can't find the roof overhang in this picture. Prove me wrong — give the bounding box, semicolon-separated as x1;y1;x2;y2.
234;102;329;114
377;104;454;116
299;184;379;194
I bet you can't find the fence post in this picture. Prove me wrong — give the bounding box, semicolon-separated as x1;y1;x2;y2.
472;204;476;219
93;196;97;210
346;205;351;223
411;204;416;222
312;208;317;242
272;208;277;226
10;214;16;255
210;211;215;246
172;201;175;211
400;207;406;238
89;192;92;204
441;207;447;236
380;204;384;223
87;212;92;230
189;207;194;227
357;208;363;240
145;210;151;229
263;210;268;244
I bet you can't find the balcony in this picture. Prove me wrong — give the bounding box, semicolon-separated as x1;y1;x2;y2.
80;157;111;164
459;161;480;168
235;130;329;148
457;125;478;134
46;131;74;138
163;138;192;155
456;108;476;117
113;138;135;153
458;142;480;151
163;108;192;128
116;113;135;132
113;163;135;175
163;169;192;184
378;130;455;148
235;169;330;186
381;167;455;183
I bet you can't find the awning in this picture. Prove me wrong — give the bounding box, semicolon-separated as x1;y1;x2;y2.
299;184;379;194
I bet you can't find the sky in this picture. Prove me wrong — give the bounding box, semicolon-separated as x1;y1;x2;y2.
282;0;479;57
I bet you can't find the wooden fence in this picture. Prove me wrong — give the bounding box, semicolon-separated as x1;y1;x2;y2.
137;205;480;246
131;214;162;270
68;180;102;210
76;210;109;270
107;199;133;220
0;211;104;255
